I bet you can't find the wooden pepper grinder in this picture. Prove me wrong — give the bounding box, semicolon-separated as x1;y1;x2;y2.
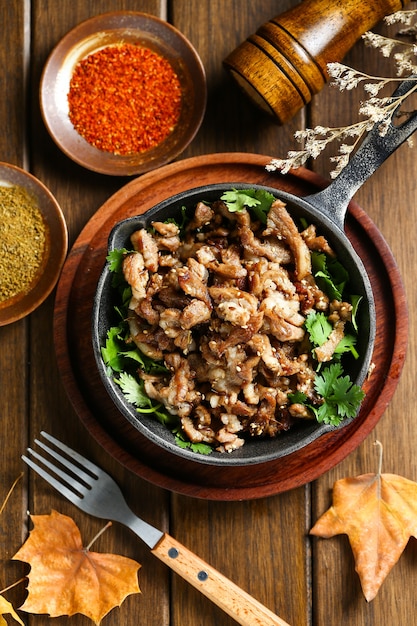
223;0;410;124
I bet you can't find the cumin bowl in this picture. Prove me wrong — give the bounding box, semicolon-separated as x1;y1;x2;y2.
40;11;207;176
0;162;68;326
91;182;375;467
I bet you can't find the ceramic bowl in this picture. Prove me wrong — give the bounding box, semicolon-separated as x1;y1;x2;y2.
40;12;207;176
92;183;374;466
0;162;68;326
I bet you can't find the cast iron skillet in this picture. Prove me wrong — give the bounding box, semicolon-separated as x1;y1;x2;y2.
92;78;417;466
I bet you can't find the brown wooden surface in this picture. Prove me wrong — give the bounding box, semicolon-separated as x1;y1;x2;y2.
1;1;416;625
53;154;406;500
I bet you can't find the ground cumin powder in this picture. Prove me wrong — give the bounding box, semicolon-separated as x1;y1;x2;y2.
0;184;47;302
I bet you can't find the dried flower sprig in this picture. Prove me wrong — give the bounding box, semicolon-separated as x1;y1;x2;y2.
266;7;417;178
363;31;417;76
385;8;417;27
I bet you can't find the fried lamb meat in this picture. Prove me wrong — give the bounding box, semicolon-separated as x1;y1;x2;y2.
121;197;348;452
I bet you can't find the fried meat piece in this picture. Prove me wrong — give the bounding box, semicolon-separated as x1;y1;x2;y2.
130;229;159;272
122;194;342;452
180;299;212;329
264;199;311;279
177;259;212;308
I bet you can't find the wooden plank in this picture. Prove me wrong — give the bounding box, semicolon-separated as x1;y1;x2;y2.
21;2;171;625
0;0;27;166
8;1;417;625
170;492;310;626
0;0;30;614
169;2;310;625
171;0;306;158
310;11;417;626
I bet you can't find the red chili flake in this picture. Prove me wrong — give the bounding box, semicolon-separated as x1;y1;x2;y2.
67;43;182;155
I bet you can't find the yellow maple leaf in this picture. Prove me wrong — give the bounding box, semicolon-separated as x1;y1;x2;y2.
310;442;417;601
0;596;24;626
1;474;25;625
12;510;141;624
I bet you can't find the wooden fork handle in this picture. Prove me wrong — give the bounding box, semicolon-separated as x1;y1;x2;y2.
152;533;290;626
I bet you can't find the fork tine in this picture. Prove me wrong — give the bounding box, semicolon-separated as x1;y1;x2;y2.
33;437;95;487
39;431;101;477
24;432;165;548
25;447;90;497
22;453;83;507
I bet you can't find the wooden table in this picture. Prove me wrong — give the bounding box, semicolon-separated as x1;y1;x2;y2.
1;1;416;625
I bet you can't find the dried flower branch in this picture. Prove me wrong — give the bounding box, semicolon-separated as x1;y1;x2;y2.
363;31;417;75
385;8;417;27
266;7;417;178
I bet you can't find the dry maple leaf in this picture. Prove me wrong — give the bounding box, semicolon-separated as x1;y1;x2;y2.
12;510;141;624
310;441;417;601
0;475;25;626
0;595;24;626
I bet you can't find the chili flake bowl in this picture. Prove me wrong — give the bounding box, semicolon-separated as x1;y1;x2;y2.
0;162;68;326
40;11;207;176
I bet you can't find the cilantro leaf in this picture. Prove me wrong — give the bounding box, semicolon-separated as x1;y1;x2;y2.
311;251;348;300
328;374;365;418
106;248;134;294
153;205;188;236
107;248;129;273
221;189;261;212
313;363;365;426
115;372;179;428
304;311;332;347
221;188;275;223
350;294;362;332
173;429;213;455
305;311;359;359
334;333;359;359
288;390;308;404
314;362;343;397
101;325;128;373
115;372;151;407
189;442;214;455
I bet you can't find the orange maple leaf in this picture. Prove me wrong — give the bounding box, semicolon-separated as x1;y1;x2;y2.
310;443;417;601
12;510;141;624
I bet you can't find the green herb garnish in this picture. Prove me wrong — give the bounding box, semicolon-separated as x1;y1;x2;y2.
114;372;177;426
292;250;364;424
173;428;213;455
221;188;275;223
311;251;349;301
305;311;332;348
101;324;127;374
289;363;365;427
312;363;365;426
304;310;358;361
107;248;128;273
115;371;152;408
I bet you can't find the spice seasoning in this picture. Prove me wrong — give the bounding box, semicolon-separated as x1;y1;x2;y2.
68;43;182;155
0;185;47;303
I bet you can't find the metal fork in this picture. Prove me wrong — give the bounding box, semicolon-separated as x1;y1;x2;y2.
22;432;290;626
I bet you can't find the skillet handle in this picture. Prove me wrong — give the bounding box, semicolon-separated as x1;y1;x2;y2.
305;76;417;228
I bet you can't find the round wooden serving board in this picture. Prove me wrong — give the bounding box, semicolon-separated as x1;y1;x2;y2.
53;153;408;500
